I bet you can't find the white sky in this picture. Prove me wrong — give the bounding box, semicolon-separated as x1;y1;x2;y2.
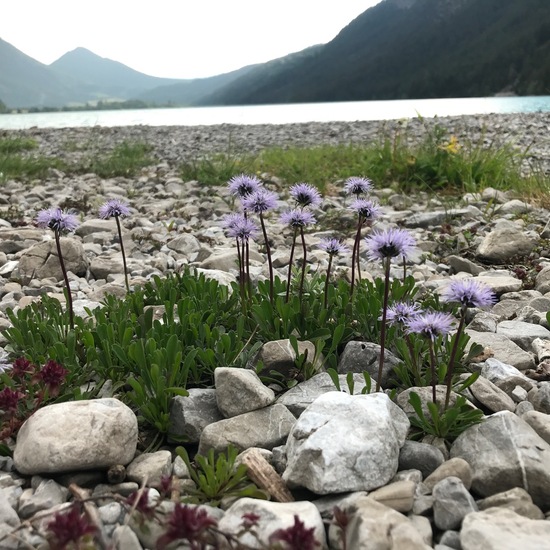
1;1;383;79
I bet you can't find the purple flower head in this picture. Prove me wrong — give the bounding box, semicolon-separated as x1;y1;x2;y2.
441;278;496;308
269;515;320;550
365;227;416;261
228;173;262;198
317;237;350;257
406;311;455;340
99;199;131;219
385;301;423;326
242;188;278;214
224;214;258;242
0;387;23;412
46;503;96;549
289;182;322;208
157;503;217;549
36;208;79;233
280;209;316;228
349;198;381;221
344;176;373;196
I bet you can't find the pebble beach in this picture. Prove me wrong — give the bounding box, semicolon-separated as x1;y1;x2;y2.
1;112;550;548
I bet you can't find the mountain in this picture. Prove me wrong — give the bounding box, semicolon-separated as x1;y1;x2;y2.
50;48;183;100
197;0;550;105
0;38;78;108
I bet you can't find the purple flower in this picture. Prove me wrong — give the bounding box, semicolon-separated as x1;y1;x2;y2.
365;228;416;261
46;503;96;549
0;387;23;412
441;278;496;308
36;360;68;395
344;176;373;196
317;237;350;257
406;311;455;340
99;199;131;219
289;183;322;208
157;504;217;550
224;214;258;242
349;198;381;221
242;189;279;213
36;208;79;233
228;173;262;198
385;302;423;326
269;515;320;550
280;209;316;228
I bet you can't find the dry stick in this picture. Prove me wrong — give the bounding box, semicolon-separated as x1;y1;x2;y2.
376;257;391;392
115;214;130;292
69;483;109;550
444;306;467;409
54;229;74;329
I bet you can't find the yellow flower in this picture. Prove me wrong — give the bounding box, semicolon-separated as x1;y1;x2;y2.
439;135;460;154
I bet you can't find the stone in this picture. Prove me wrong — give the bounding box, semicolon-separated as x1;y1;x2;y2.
89;256;124;280
369;480;416;512
218;497;327;549
521;410;550;445
496;320;550;352
460;508;550;550
450;411;550;509
424;457;473;491
17;238;88;284
283;392;409;494
535;265;550;294
465;330;535;370
476;227;538;263
337;341;400;388
168;388;223;444
466;374;516;412
398;440;445;479
480;358;535;393
198;403;296;455
432;476;478;530
214;367;276;418
126;451;172;487
17;479;69;518
529;382;550;413
477;487;544;520
475;272;523;294
13;399;138;475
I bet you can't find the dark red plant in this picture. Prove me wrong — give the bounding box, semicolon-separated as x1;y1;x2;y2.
46;503;96;549
269;515;320;550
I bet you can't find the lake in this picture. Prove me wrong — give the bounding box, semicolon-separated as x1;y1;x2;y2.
1;96;550;130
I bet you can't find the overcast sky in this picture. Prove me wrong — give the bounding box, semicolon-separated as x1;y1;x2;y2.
1;1;383;79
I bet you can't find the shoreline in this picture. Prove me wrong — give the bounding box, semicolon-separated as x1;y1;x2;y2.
3;112;550;174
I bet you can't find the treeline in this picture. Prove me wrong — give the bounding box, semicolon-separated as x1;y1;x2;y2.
1;99;175;114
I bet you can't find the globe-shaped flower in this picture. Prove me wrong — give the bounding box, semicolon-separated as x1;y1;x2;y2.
441;278;496;308
385;301;423;326
406;311;455;340
349;199;381;221
36;208;79;233
242;189;278;213
365;228;416;261
280;209;316;228
289;183;322;208
99;199;131;219
344;176;373;196
223;214;258;242
227;174;262;198
317;237;349;257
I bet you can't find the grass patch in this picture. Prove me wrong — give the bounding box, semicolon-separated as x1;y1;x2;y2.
0;136;38;154
180;152;257;186
84;141;155;178
0;155;65;182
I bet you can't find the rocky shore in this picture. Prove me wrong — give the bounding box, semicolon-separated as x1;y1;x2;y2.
1;113;550;548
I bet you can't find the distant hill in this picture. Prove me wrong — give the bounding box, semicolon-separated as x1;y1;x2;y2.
50;48;183;100
197;0;550;105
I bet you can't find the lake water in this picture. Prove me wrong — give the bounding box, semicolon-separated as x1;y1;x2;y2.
1;96;550;130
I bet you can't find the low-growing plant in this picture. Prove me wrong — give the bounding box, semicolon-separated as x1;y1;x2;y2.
84;140;155;177
176;445;268;507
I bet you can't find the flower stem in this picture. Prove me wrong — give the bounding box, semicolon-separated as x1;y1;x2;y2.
54;230;74;329
350;216;363;298
428;338;437;404
259;212;274;303
115;215;130;292
285;227;298;302
376;257;391;392
324;255;333;309
299;227;307;299
444;306;467;409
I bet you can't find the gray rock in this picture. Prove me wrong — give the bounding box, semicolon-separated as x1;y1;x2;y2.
480;358;535;393
477;487;544;520
529;382;550;413
126;451;172;487
198;403;296;455
214;367;275;418
369;480;416;513
90;256;124;280
283;392;409;494
398;440;445;479
475;272;523;294
14;399;138;475
466;374;516;412
521;410;550;445
424;457;473;492
496;320;550;352
447;255;484;276
432;476;478;530
337;341;400;388
476;227;538;263
17;479;69;519
168;388;223;444
535;265;550;294
460;508;550;550
450;411;550;509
